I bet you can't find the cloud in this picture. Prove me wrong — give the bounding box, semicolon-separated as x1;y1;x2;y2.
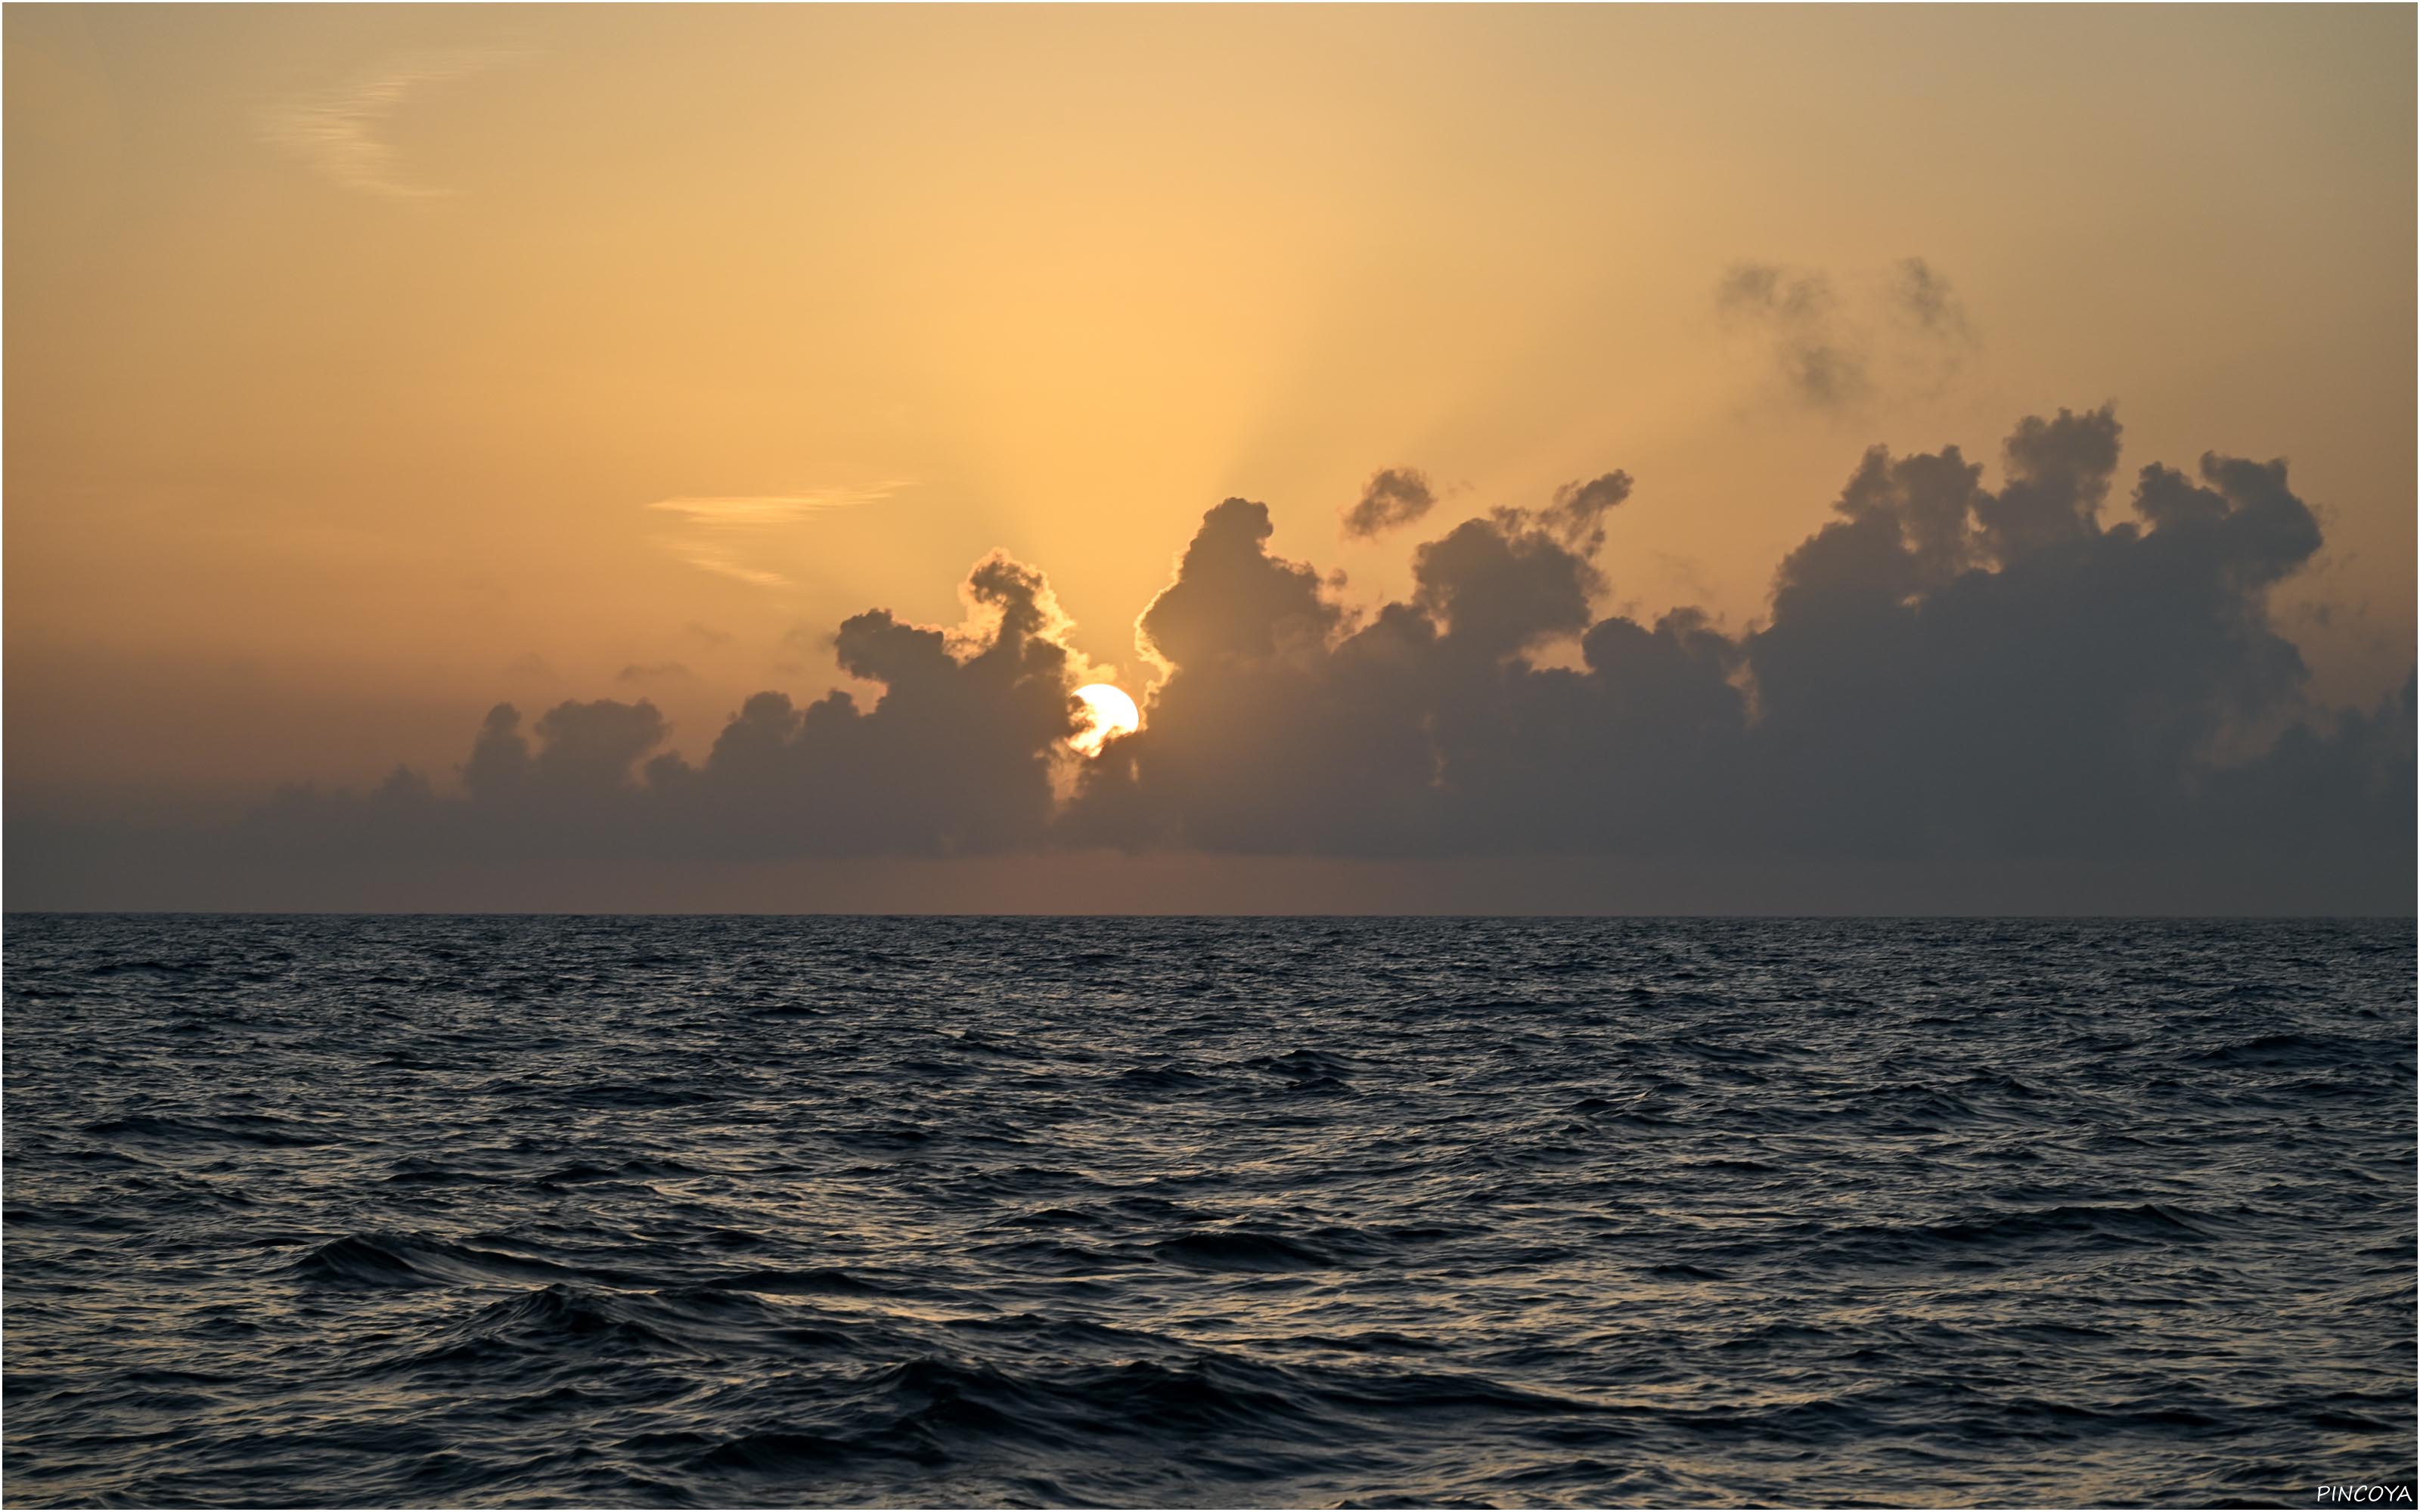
662;548;791;590
75;407;2413;911
1136;498;1342;674
616;662;693;685
259;50;521;200
647;485;906;589
1717;265;1870;410
1543;471;1633;551
1719;257;1975;412
644;491;895;527
365;550;1083;861
1075;407;2398;883
682;621;734;649
1342;468;1438;539
1889;256;1972;340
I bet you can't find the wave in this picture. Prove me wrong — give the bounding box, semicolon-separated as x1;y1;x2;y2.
1153;1230;1345;1272
289;1232;615;1290
82;1113;334;1148
8;913;2412;1507
1802;1202;2226;1266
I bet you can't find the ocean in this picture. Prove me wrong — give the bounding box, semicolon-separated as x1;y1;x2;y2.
3;915;2412;1507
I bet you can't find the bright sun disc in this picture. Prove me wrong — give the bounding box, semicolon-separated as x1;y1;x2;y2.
1069;683;1140;756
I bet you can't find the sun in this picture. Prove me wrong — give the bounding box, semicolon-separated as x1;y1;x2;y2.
1069;683;1140;756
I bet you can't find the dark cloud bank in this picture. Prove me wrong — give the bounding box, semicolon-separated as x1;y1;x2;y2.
17;408;2412;913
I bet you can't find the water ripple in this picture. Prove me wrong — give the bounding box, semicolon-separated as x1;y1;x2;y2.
2;915;2412;1506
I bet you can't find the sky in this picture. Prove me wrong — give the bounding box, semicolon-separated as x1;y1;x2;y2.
6;4;2413;912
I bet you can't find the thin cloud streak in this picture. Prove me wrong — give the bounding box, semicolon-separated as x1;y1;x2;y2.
657;544;793;590
647;484;910;590
259;50;522;200
644;488;904;527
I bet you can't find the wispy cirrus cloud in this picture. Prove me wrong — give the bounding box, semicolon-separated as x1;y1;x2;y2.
644;490;901;528
646;485;909;589
259;49;522;200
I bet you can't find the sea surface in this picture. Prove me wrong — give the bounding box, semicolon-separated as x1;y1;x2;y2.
3;915;2413;1508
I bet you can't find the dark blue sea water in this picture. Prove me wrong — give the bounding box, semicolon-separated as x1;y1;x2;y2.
3;916;2412;1507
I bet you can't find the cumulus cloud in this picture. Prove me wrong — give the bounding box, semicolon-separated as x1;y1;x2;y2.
1720;256;1975;411
194;407;2411;909
377;547;1081;861
1342;468;1438;538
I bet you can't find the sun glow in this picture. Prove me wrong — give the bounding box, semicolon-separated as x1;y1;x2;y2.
1069;683;1141;757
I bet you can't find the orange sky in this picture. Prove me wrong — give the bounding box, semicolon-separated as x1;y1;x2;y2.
8;4;2412;820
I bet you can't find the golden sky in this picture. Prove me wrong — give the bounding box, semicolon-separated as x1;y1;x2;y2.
8;3;2412;820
